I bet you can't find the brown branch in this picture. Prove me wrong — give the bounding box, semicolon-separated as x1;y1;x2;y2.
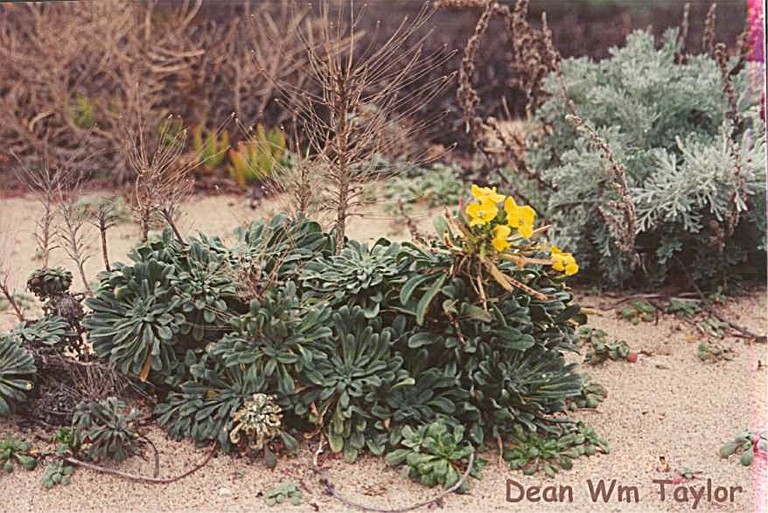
0;279;25;322
62;443;217;485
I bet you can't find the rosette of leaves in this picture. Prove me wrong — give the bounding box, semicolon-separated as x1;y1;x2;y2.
208;282;332;396
156;356;299;454
73;397;140;462
391;241;585;441
578;327;631;364
465;346;582;436
26;267;73;300
5;315;80;352
229;393;287;467
720;430;767;467
42;460;75;489
128;232;243;345
0;338;36;416
26;268;85;335
235;213;331;284
503;422;609;476
385;420;485;492
372;365;460;448
567;375;606;410
302;240;407;318
300;306;413;462
84;259;185;381
0;436;37;473
264;482;302;507
169;240;240;346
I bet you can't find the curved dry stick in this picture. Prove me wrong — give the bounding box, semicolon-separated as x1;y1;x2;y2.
318;452;476;513
63;443;217;484
140;435;160;478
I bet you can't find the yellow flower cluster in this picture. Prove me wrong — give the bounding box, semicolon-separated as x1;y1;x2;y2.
550;245;579;276
465;185;537;245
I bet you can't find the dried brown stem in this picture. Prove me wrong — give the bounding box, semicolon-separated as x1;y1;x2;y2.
0;278;25;322
702;3;717;56
284;1;455;252
62;442;217;485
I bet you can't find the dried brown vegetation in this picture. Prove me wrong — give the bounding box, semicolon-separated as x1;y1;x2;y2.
284;1;455;250
0;1;317;183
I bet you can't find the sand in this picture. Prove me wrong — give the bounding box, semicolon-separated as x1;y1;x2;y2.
1;193;766;513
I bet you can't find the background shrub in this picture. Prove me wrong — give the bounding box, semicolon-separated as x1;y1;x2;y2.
529;29;766;286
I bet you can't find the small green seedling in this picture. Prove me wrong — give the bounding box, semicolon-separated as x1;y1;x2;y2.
665;298;703;318
720;430;767;467
264;482;302;507
0;436;37;473
697;317;729;339
697;341;735;363
42;460;75;489
385;420;486;492
578;327;635;365
503;422;609;477
618;301;656;324
568;376;607;410
677;466;703;480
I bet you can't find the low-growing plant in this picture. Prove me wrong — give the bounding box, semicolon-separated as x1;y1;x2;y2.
120;182;598;485
27;268;73;300
385;420;486;492
73;397;140;462
567;375;606;410
85;232;242;383
52;427;81;456
666;298;703;318
0;436;37;473
156;360;270;450
578;327;635;364
302;240;407;318
503;422;609;476
301;306;412;463
617;301;656;324
720;429;767;467
209;282;331;396
697;341;735;362
41;460;75;489
676;466;703;480
5;316;80;353
696;317;730;339
264;482;303;507
0;338;36;416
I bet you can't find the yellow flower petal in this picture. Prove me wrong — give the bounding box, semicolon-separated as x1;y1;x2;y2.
565;259;579;276
471;184;505;203
492;225;512;252
466;200;498;227
505;198;537;238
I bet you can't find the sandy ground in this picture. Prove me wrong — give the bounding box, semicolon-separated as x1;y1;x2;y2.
1;193;767;513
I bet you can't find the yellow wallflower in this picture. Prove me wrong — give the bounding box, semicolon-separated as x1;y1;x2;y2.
471;184;505;204
492;225;512;252
550;245;579;276
465;199;498;227
504;197;536;238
